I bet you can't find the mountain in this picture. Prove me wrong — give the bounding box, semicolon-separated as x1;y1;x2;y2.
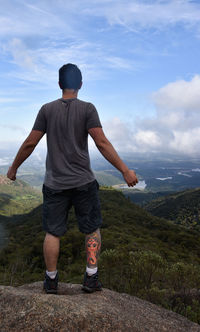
1;282;200;332
0;175;42;249
1;187;200;324
144;187;200;231
0;175;42;216
122;189;174;206
94;170;122;186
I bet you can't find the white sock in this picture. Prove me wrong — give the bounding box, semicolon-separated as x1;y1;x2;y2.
46;270;57;279
86;267;97;276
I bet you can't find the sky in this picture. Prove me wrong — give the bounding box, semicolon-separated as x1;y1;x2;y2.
1;0;200;158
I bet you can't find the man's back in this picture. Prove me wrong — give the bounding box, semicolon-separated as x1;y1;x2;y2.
32;98;102;190
7;62;138;295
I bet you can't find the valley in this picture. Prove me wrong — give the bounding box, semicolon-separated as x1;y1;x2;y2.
1;160;200;324
1;150;200;196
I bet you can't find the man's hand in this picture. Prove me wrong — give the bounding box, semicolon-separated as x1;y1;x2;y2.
123;169;138;187
7;166;17;181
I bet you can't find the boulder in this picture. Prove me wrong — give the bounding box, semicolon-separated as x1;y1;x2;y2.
0;282;200;331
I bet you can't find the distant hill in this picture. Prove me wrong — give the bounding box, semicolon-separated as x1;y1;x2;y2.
94;170;122;186
122;189;174;206
144;188;200;230
0;175;42;216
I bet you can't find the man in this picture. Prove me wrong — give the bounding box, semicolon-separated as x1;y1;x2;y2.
7;63;138;294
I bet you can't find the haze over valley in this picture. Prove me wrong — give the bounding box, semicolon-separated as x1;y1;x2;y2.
1;147;200;200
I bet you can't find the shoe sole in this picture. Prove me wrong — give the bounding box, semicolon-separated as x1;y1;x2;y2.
44;289;58;294
82;285;102;293
43;284;57;294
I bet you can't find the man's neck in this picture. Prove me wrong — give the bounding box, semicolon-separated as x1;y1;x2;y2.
62;89;78;99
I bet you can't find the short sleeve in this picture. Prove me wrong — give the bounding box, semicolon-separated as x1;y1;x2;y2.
32;105;47;133
86;103;102;131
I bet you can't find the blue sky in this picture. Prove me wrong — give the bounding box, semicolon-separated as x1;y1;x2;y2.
1;0;200;157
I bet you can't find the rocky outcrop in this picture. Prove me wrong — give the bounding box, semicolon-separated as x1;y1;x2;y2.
0;282;200;332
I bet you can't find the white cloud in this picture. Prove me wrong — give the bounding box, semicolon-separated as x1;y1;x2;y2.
152;75;200;114
83;0;200;32
103;117;136;151
0;97;25;103
0;158;9;166
1;0;200;156
102;75;200;156
103;56;138;70
170;128;200;154
0;1;74;38
1;0;200;84
135;130;161;150
151;75;200;133
1;36;136;86
6;38;38;71
2;74;200;158
0;124;28;136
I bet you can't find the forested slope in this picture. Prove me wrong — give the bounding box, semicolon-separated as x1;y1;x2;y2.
1;187;200;323
0;175;42;216
145;188;200;230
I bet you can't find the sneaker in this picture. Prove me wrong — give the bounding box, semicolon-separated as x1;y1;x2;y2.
82;271;102;293
43;271;58;294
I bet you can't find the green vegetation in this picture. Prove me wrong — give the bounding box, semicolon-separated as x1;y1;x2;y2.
122;189;174;206
0;175;42;216
1;186;200;324
17;173;44;190
0;175;42;249
145;187;200;231
94;170;123;186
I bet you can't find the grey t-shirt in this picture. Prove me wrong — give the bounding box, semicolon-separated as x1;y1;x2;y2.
32;98;102;189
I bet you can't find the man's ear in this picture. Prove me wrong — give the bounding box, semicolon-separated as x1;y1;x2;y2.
79;81;83;90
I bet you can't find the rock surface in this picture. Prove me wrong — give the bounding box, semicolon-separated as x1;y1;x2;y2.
0;282;200;332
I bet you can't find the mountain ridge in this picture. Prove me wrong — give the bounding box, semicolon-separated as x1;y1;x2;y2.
144;187;200;230
0;174;42;216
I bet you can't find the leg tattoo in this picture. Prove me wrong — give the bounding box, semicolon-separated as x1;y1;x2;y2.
85;228;101;268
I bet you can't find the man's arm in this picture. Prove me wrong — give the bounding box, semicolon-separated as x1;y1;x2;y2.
88;127;138;187
7;130;45;181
